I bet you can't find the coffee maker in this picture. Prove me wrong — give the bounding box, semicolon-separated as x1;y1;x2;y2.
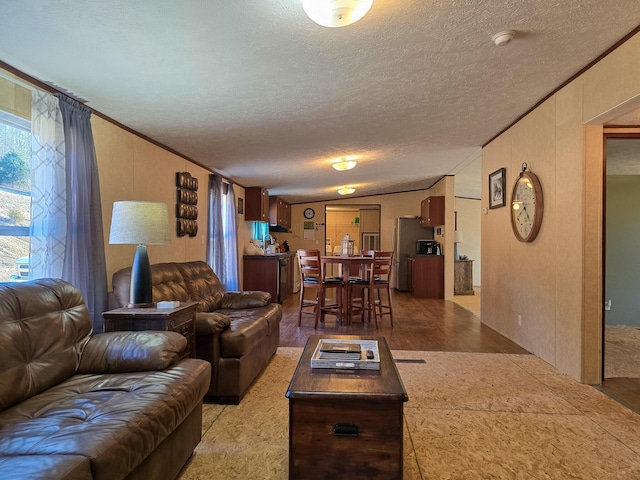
416;240;441;255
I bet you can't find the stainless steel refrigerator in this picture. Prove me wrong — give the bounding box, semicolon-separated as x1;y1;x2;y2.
392;217;433;290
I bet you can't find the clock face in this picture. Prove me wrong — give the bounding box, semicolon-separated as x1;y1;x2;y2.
304;208;315;219
510;171;543;242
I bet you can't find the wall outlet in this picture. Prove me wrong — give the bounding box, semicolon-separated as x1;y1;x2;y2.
517;315;522;326
605;300;612;311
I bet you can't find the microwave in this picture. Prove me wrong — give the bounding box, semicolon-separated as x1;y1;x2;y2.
416;240;440;255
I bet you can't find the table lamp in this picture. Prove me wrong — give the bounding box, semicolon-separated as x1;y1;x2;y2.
109;201;170;307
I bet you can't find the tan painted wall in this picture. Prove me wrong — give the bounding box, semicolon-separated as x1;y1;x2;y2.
92;116;212;289
0;75;30;119
482;31;640;383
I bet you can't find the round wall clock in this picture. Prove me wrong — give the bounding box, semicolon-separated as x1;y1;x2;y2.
510;163;544;242
303;208;315;219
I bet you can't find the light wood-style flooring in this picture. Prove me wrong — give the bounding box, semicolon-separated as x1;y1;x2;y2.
279;289;528;354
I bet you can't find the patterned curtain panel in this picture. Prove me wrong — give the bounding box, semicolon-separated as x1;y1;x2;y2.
30;91;66;279
55;94;108;332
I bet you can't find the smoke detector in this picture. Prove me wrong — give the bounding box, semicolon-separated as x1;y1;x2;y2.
492;30;516;46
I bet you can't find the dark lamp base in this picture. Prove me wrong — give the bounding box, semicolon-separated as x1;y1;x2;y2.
130;244;153;307
127;302;155;309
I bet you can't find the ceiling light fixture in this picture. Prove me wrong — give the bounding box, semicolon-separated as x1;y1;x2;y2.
338;187;356;195
303;0;373;28
492;30;515;46
332;159;357;171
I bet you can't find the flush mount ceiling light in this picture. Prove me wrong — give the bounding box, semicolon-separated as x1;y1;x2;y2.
492;30;516;46
338;186;356;195
332;159;357;171
303;0;373;28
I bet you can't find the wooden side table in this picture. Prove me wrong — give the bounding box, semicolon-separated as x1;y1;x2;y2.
103;302;198;358
454;259;475;295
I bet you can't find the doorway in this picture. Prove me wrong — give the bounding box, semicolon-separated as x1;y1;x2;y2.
324;204;380;256
601;132;640;412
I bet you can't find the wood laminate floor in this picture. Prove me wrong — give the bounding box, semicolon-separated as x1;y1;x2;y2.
279;289;529;354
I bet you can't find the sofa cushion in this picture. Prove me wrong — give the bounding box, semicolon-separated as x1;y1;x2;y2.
0;359;210;480
78;331;187;374
221;290;271;309
195;312;231;336
0;279;92;412
218;304;281;358
0;455;92;480
111;264;192;307
176;261;225;311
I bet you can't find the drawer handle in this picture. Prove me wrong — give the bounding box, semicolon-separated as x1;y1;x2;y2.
333;424;359;437
180;326;190;336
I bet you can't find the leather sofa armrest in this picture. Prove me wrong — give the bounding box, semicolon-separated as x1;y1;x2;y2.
77;331;186;374
195;312;231;335
220;291;271;309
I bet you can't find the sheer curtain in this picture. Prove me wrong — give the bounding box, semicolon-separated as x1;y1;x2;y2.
223;182;239;290
55;94;108;331
30;91;66;279
207;174;239;291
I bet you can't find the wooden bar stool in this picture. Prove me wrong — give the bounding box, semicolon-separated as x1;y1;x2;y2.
297;249;343;328
348;251;394;327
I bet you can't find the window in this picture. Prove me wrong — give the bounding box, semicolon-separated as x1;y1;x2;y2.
0;109;31;282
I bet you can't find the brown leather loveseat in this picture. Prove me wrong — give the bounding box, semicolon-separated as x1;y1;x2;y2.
0;278;211;480
111;261;282;404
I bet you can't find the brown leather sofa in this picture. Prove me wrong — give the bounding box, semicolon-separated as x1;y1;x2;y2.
111;261;282;404
0;278;211;480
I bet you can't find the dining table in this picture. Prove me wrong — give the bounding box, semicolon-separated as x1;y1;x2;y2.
321;255;373;324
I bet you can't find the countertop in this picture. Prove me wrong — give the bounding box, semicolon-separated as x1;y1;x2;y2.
243;251;295;258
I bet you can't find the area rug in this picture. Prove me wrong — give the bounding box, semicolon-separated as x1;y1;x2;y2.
179;347;640;479
605;325;640;378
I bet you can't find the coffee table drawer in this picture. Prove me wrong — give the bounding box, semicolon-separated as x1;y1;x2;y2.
289;398;403;479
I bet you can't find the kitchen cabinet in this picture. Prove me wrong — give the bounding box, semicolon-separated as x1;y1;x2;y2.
408;255;444;298
269;196;291;229
419;195;445;227
245;187;269;222
243;253;295;303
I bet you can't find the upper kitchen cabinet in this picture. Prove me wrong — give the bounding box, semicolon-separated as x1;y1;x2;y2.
245;187;269;222
269;196;291;230
419;195;445;227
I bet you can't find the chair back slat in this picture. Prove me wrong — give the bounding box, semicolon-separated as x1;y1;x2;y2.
298;249;322;281
370;251;393;283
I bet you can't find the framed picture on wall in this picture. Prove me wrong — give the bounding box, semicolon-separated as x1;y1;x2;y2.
237;197;244;215
489;167;506;209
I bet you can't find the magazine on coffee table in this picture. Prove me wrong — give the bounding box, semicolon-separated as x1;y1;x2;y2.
310;339;380;370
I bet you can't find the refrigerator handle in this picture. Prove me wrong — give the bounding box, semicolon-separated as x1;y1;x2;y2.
392;224;397;254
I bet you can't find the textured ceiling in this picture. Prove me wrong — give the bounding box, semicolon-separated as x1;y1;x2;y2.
1;1;639;203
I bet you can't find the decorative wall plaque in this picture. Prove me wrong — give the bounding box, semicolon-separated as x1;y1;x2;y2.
176;172;198;237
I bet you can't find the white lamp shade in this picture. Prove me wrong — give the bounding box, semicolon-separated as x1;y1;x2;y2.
303;0;373;28
109;201;170;245
454;230;463;243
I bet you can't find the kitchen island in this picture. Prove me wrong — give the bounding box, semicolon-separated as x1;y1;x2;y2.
243;252;295;303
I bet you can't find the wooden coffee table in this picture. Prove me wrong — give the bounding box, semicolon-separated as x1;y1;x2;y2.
286;335;408;479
